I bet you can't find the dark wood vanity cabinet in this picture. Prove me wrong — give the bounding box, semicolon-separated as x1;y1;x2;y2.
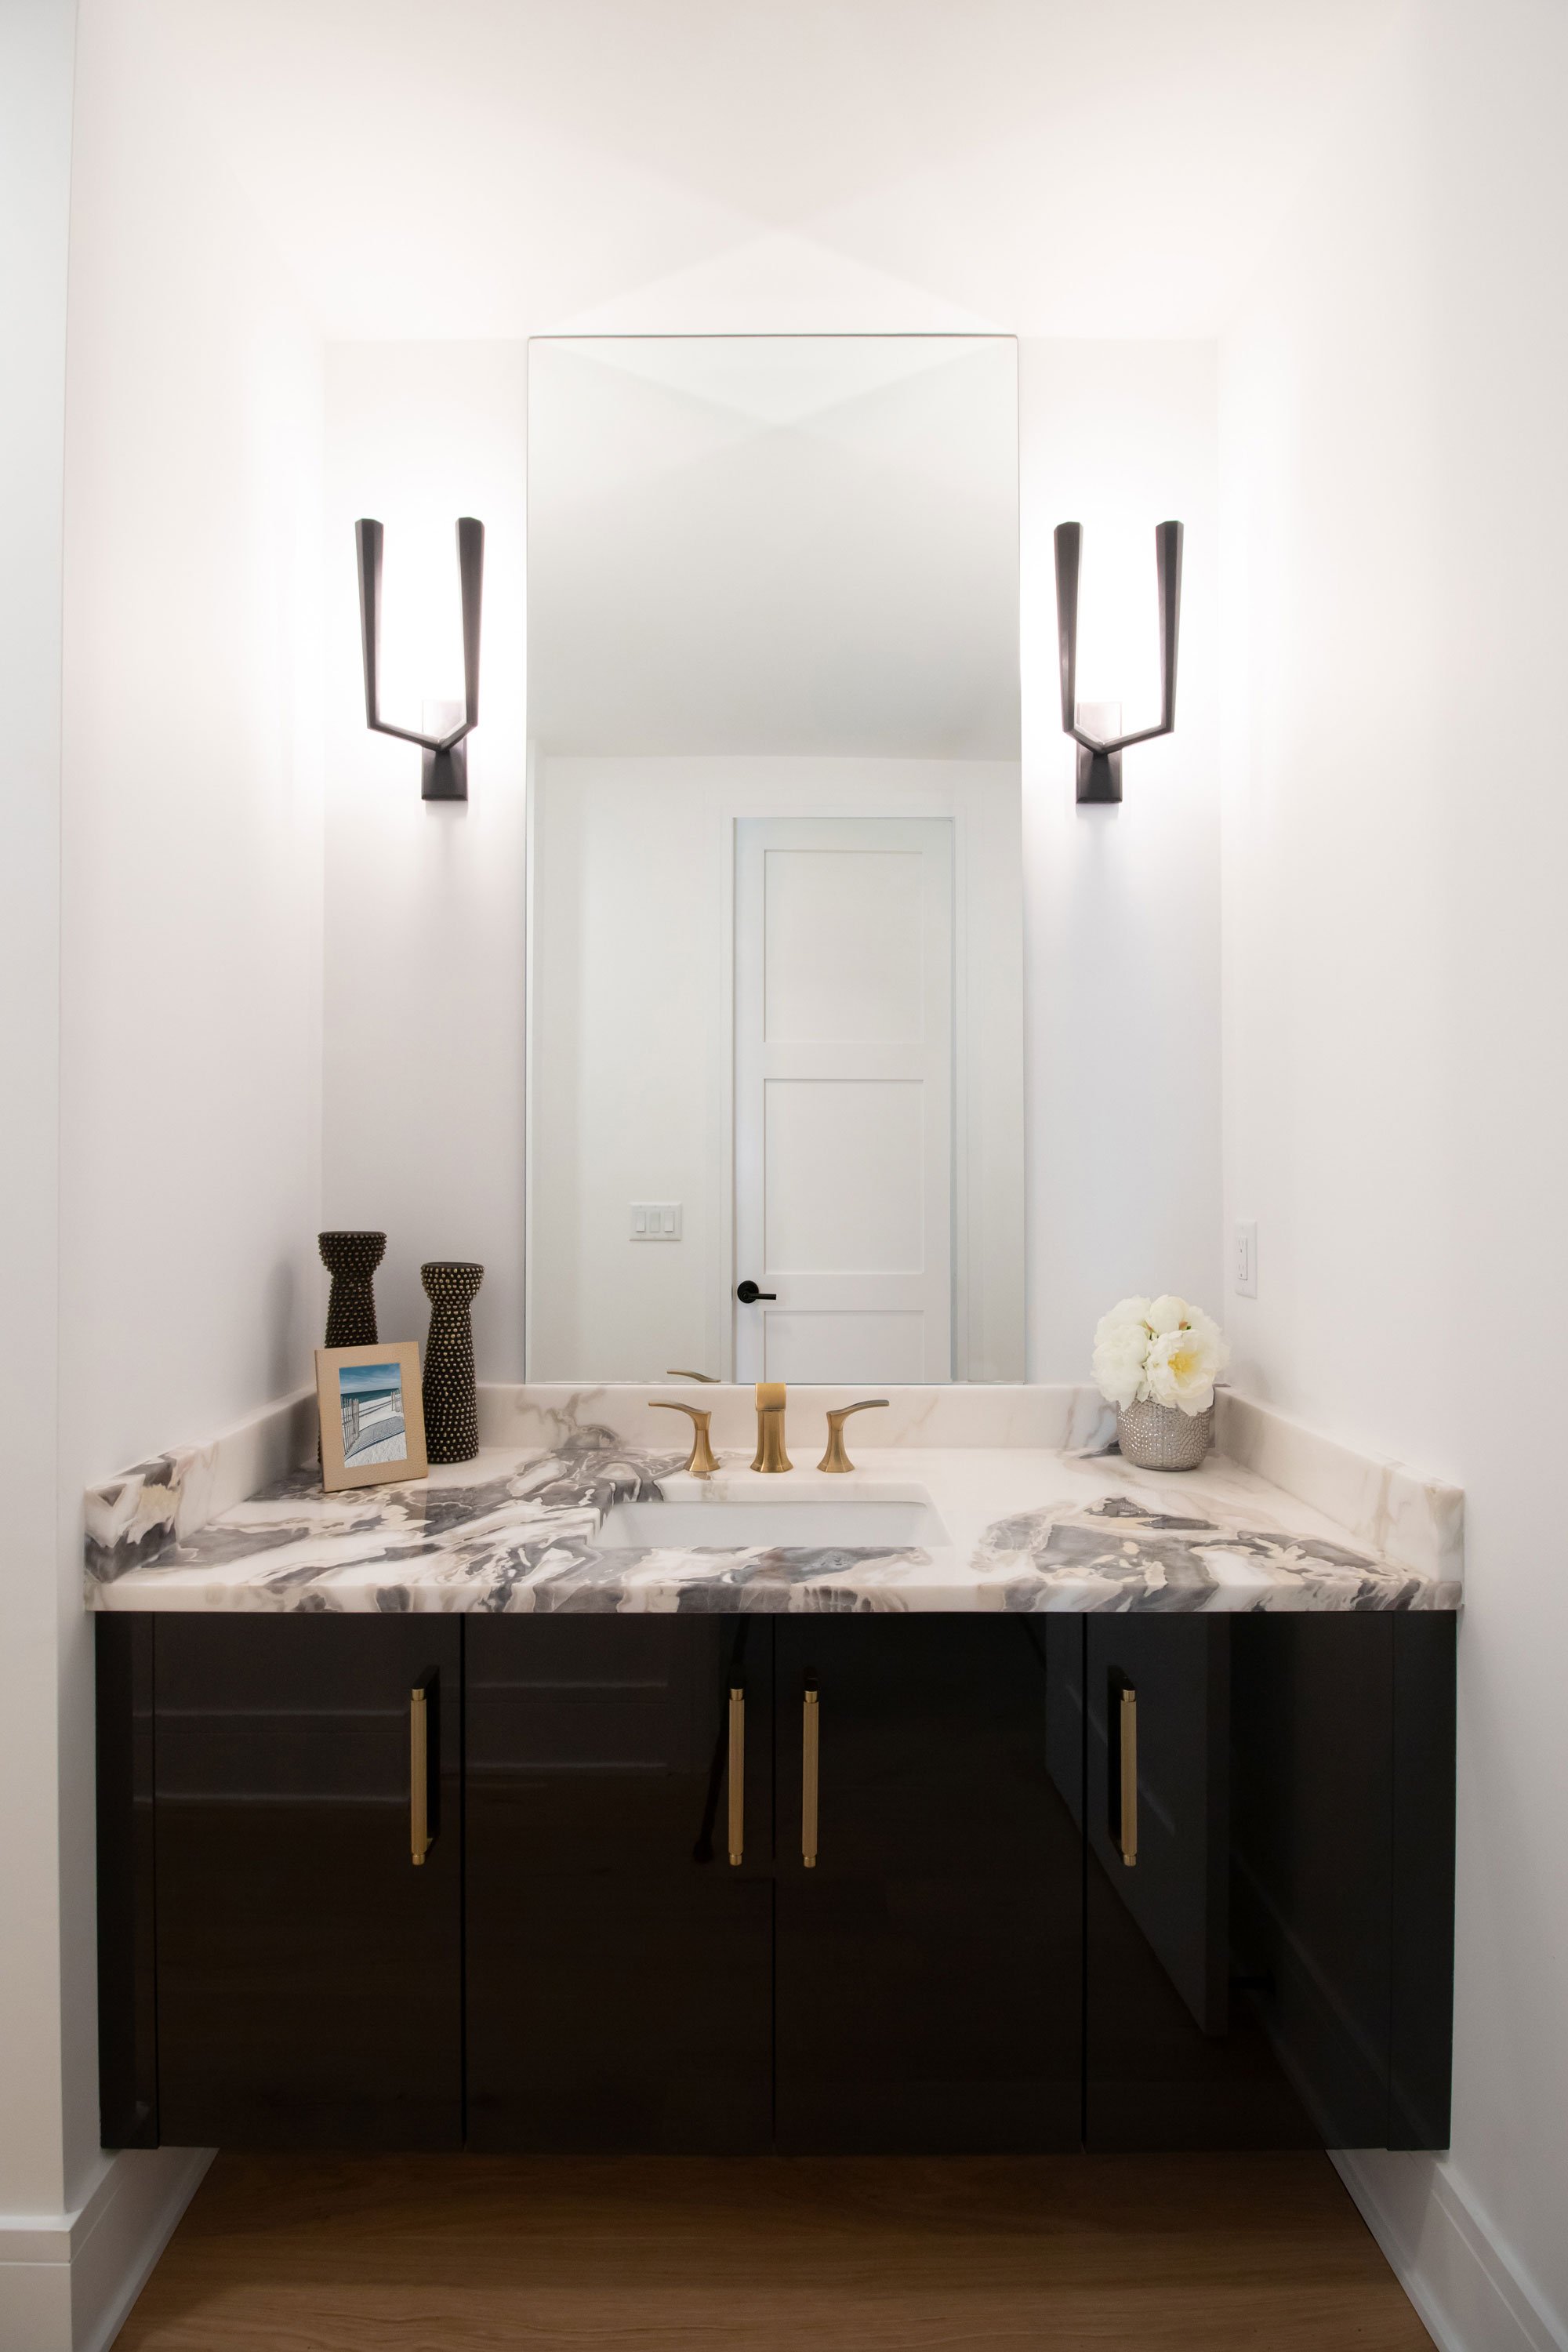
97;1606;1454;2158
463;1615;1081;2155
1083;1613;1455;2154
465;1615;773;2153
99;1613;463;2151
773;1617;1082;2153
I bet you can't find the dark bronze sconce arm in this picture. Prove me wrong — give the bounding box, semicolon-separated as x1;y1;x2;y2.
1054;518;1183;804
355;516;484;801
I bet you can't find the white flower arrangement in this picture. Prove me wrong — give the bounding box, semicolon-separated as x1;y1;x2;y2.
1092;1294;1230;1417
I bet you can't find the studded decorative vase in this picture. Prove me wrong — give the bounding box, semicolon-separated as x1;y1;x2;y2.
1116;1397;1214;1472
421;1261;483;1465
318;1232;385;1345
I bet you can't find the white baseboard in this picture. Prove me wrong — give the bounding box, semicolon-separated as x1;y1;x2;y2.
0;2145;213;2352
1334;2150;1568;2352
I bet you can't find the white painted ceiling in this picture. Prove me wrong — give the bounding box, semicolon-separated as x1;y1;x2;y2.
147;0;1398;339
528;336;1019;756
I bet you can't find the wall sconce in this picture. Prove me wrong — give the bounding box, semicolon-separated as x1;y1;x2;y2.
1054;519;1183;804
354;517;485;801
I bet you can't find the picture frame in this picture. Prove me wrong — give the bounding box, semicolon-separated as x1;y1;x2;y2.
315;1341;428;1492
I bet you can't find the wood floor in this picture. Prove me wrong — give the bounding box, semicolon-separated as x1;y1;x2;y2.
117;2151;1433;2351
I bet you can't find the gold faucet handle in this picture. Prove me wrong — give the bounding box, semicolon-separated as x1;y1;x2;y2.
649;1399;719;1478
818;1400;890;1475
665;1369;718;1382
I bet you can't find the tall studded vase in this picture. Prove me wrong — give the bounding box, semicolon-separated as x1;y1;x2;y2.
318;1230;386;1347
421;1261;483;1465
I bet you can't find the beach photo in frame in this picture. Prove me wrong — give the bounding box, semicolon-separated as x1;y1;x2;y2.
315;1341;428;1492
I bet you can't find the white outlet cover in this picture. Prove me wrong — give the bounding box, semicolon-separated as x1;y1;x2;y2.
1233;1220;1258;1298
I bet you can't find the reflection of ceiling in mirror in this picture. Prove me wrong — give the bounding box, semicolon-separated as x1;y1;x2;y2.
528;336;1019;759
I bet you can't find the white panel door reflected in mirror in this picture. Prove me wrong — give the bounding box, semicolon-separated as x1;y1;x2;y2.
525;336;1022;1385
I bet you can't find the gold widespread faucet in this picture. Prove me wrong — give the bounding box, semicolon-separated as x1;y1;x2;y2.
648;1399;718;1477
654;1383;890;1478
752;1382;793;1473
818;1399;890;1474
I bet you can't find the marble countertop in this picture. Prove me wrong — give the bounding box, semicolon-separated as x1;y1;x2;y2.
85;1430;1461;1615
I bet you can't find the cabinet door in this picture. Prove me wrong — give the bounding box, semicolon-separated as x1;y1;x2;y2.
1084;1615;1314;2151
466;1615;773;2153
775;1616;1081;2154
1229;1611;1454;2151
154;1613;462;2149
1085;1614;1454;2153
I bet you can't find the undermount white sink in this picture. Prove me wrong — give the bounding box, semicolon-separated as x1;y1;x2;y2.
597;1497;950;1551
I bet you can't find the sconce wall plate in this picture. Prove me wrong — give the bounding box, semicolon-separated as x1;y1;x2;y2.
355;516;484;801
1054;519;1183;804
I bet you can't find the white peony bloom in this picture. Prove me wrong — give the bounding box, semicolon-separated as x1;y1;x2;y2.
1093;1293;1229;1413
1092;1303;1153;1410
1145;1319;1230;1415
1093;1348;1149;1411
1181;1302;1225;1354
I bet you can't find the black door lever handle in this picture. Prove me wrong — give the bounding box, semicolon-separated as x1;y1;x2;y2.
735;1280;777;1305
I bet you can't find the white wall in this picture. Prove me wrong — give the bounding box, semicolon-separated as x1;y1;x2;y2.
528;755;1024;1383
61;1;325;1483
1220;4;1568;2344
322;345;529;1375
2;0;325;2336
1022;342;1222;1376
0;0;76;2254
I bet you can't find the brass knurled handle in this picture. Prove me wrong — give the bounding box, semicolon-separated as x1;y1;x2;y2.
410;1685;432;1866
817;1399;890;1474
802;1682;819;1867
1119;1686;1138;1868
649;1399;718;1476
728;1686;745;1865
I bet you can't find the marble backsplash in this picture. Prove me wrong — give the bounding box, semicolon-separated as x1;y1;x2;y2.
1215;1392;1463;1587
84;1387;317;1582
475;1381;1118;1459
83;1378;1463;1589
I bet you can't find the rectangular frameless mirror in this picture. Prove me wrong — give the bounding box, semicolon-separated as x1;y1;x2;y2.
525;335;1022;1384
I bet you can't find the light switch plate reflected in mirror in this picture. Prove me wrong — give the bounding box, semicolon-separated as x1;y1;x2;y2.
630;1203;683;1241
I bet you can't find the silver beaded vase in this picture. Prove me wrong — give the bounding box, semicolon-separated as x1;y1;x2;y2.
1116;1396;1215;1471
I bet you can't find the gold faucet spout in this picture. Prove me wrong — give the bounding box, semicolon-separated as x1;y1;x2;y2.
752;1381;793;1473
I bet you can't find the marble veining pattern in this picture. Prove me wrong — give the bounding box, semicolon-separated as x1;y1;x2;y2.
86;1429;1460;1616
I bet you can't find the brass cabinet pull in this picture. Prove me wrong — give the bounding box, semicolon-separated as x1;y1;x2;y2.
802;1682;820;1867
410;1683;433;1866
728;1686;745;1865
1119;1686;1138;1868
